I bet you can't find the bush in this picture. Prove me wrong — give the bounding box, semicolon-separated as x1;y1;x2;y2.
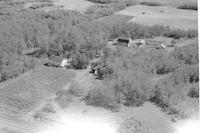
85;70;154;108
153;53;179;74
177;3;198;10
171;42;198;65
68;82;86;97
140;1;161;6
187;83;199;98
55;90;73;109
85;0;136;18
87;0;113;4
29;3;54;9
85;84;118;110
152;64;199;117
71;51;90;69
163;29;198;39
118;116;152;133
41;103;56;114
85;3;126;18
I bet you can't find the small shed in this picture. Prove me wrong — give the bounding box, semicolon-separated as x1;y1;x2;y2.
112;38;132;47
45;55;72;68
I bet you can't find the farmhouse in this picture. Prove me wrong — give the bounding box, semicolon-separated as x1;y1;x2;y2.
110;38;146;48
112;38;132;47
45;55;72;68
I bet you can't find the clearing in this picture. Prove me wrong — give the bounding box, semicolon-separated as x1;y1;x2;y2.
117;5;198;30
54;0;94;13
139;0;197;7
0;66;75;117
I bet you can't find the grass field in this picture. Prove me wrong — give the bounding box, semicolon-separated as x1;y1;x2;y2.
0;66;75;116
54;0;94;12
116;5;198;30
98;14;133;24
139;0;197;7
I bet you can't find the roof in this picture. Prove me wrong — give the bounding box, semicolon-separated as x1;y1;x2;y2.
117;38;130;43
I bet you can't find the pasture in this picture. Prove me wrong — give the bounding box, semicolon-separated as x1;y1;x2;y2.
116;5;198;30
98;14;133;24
0;66;75;116
54;0;94;13
139;0;197;7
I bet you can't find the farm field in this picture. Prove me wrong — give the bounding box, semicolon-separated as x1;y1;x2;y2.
0;66;75;117
54;0;94;13
116;5;198;30
139;0;197;7
98;14;133;24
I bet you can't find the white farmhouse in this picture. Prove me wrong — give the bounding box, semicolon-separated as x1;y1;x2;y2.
61;58;72;68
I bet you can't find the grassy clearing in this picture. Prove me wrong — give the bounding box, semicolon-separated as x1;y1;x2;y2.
117;5;198;30
0;66;75;116
54;0;94;13
98;14;133;24
139;0;197;7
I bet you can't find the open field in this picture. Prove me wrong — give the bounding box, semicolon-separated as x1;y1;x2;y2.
0;66;75;116
23;0;94;12
98;14;133;24
139;0;197;7
117;5;198;30
54;0;94;12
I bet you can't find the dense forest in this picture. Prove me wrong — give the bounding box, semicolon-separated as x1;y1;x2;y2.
0;0;198;120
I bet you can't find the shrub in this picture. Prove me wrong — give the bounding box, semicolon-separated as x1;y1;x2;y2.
153;54;179;74
85;3;126;18
84;83;118;110
177;3;198;10
71;51;90;69
187;83;199;98
152;64;199;118
68;82;86;97
85;70;154;108
85;0;136;18
140;1;161;6
55;90;73;109
41;103;56;114
87;0;113;4
29;3;53;9
168;97;199;119
118;116;152;133
171;42;198;65
163;29;198;39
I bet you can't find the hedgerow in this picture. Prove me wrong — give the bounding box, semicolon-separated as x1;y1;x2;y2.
177;3;198;10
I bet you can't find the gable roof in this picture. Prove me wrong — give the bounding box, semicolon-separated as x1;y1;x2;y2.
117;38;130;43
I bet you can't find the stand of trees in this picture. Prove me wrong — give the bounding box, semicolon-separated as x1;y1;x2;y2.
85;42;199;117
